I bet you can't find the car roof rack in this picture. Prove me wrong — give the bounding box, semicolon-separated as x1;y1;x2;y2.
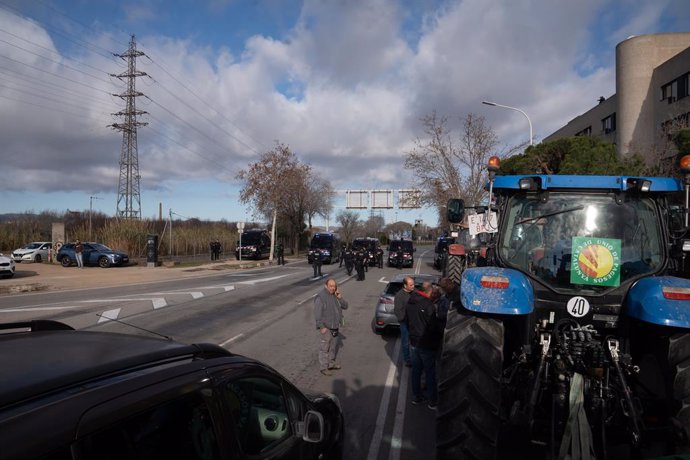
0;320;74;333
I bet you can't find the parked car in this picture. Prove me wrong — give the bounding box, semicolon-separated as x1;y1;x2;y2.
374;273;438;333
387;239;415;268
236;229;271;260
12;241;52;263
307;232;341;264
0;320;344;460
0;253;15;278
352;237;380;266
56;242;129;268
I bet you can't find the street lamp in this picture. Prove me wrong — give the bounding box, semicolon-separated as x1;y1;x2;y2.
482;100;533;146
89;196;103;241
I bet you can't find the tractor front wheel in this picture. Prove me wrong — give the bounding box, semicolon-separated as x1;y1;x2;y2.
436;309;503;460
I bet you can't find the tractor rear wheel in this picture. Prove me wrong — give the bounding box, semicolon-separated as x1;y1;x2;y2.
437;308;503;460
669;332;690;448
445;254;465;283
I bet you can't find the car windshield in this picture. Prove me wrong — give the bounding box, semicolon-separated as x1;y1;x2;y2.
353;240;374;250
498;193;664;294
240;233;262;245
389;241;412;251
310;236;334;249
22;243;42;249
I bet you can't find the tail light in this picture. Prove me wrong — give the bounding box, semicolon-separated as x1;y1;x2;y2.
480;275;509;289
662;286;690;300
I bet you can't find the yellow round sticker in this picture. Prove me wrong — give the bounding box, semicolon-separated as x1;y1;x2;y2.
577;244;614;279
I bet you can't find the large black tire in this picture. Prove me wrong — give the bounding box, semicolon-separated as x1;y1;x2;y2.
669;332;690;445
34;254;42;263
445;254;465;283
437;309;503;460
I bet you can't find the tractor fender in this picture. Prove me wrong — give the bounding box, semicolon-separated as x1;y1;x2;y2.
461;267;534;315
448;243;466;256
625;276;690;328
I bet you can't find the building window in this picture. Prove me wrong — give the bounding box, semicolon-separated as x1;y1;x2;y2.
661;73;689;103
602;114;616;134
575;126;592;137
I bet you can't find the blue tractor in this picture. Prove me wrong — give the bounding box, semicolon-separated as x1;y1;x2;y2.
437;157;690;459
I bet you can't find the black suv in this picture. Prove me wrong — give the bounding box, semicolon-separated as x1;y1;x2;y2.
387;239;415;268
351;237;380;266
235;229;271;260
0;321;344;460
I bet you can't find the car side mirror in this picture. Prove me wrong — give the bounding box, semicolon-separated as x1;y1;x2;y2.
296;410;324;443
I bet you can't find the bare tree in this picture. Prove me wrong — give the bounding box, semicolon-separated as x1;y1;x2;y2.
304;176;334;229
405;112;499;225
363;214;385;237
336;210;359;244
237;143;332;255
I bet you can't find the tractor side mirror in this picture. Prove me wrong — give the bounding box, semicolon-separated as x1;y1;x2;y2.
447;199;465;224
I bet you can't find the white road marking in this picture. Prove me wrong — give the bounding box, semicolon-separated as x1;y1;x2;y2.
82;298;168;309
98;308;121;323
238;274;290;285
367;337;401;460
219;333;244;347
0;306;78;312
378;276;388;284
388;363;409;460
195;285;235;291
150;291;204;299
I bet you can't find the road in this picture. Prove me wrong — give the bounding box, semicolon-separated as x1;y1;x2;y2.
0;246;440;460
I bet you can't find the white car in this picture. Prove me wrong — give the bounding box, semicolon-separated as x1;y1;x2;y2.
0;253;15;278
12;241;52;263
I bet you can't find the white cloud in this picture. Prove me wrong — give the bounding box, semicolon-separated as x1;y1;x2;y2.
0;0;680;220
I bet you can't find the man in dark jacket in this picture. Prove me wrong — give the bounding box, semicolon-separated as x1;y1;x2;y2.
354;249;366;281
394;276;415;367
313;249;323;278
314;278;349;376
376;247;384;269
406;281;443;409
344;246;354;276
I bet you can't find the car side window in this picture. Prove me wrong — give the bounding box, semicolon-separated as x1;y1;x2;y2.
222;376;292;455
78;390;220;460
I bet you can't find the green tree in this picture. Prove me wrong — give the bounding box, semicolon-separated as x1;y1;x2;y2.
501;137;647;175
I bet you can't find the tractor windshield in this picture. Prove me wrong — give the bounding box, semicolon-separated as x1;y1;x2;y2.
498;193;664;293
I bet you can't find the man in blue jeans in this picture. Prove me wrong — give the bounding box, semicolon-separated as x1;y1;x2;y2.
406;281;443;409
394;276;415;367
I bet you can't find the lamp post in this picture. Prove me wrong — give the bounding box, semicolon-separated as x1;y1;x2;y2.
89;196;103;241
482;100;533;146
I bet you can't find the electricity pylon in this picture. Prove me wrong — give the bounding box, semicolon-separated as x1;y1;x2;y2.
110;35;148;219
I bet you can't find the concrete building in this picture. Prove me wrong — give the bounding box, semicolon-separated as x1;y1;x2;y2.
544;33;690;165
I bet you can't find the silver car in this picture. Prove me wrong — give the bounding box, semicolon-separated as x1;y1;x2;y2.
374;273;439;333
13;242;52;263
0;253;15;278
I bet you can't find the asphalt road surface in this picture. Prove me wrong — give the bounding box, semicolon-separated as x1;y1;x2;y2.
0;246;441;460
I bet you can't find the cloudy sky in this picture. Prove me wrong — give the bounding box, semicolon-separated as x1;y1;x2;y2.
1;0;688;227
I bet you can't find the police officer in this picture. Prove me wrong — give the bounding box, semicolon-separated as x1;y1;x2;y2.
313;248;323;278
276;242;285;265
344;245;354;276
339;244;346;268
376;246;384;269
396;245;404;270
354;249;366;281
